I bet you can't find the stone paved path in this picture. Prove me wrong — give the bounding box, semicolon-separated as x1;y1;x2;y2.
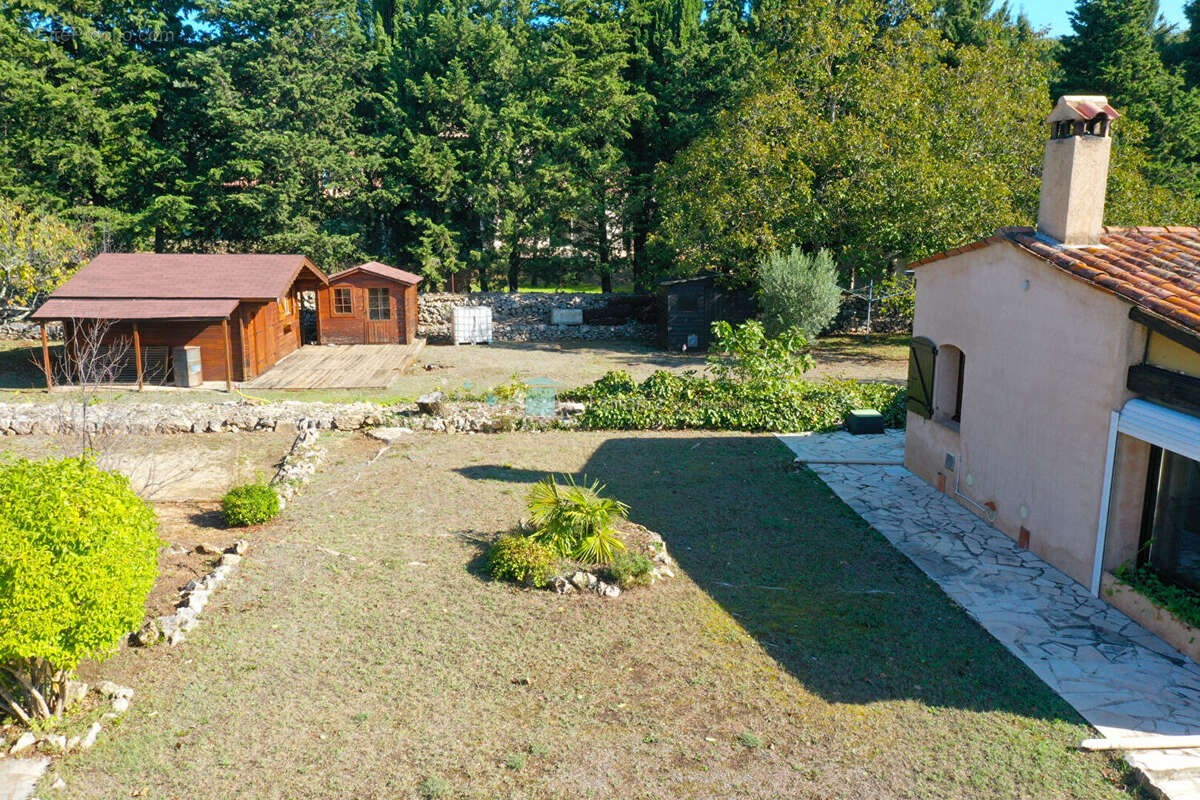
0;757;48;800
778;431;1200;799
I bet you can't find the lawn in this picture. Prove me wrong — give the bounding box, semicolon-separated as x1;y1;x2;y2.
46;430;1136;799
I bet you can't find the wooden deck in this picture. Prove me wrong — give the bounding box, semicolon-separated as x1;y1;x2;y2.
245;341;425;390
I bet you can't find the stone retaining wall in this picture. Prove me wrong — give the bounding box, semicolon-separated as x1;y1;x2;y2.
0;399;579;436
418;292;655;343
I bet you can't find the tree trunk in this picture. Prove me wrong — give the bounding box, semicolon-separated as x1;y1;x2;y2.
507;248;520;292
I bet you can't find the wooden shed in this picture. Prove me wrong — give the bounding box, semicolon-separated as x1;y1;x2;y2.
31;253;328;388
657;275;757;350
317;261;422;345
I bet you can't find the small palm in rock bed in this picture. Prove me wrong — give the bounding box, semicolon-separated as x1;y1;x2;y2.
526;474;628;564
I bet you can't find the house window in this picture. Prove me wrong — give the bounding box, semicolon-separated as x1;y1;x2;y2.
368;287;391;320
932;344;965;426
1140;446;1200;593
333;287;352;315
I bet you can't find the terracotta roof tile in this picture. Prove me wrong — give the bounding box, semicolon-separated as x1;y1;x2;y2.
995;226;1200;335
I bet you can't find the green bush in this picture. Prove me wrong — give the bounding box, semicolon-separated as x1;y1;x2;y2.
567;369;904;433
527;475;628;564
488;534;558;587
222;482;281;527
608;550;654;588
708;319;813;391
0;456;160;720
1115;563;1200;629
757;245;842;339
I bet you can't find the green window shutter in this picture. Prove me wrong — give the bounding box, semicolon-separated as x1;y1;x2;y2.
906;336;937;419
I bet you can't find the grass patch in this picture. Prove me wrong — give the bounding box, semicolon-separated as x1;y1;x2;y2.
48;431;1136;799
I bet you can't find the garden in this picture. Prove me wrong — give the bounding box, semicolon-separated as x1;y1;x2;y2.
0;428;1145;799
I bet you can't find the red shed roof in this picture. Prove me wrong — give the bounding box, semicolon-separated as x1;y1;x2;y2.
33;298;239;320
47;253;326;301
330;261;423;285
911;225;1200;335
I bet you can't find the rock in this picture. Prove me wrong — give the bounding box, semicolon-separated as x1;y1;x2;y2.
132;618;160;647
595;581;620;598
653;565;675;579
66;735;80;751
51;776;67;790
9;731;36;754
219;553;242;568
195;542;223;555
79;722;101;750
64;679;89;707
552;576;576;594
558;401;586;415
185;590;209;613
95;680;134;701
166;629;186;646
44;734;67;752
333;413;365;430
229;539;248;555
162;543;189;557
111;696;130;714
366;426;413;444
174;606;199;632
570;571;597;591
417;391;447;416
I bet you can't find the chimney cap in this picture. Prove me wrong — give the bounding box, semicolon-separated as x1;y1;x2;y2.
1045;95;1121;125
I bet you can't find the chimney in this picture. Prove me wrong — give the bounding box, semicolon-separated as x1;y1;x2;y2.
1037;95;1120;246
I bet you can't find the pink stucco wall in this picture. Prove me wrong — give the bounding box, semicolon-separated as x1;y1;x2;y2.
904;243;1146;584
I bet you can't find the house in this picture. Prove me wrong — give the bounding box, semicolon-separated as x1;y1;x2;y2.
903;95;1200;619
316;261;422;345
32;253;329;389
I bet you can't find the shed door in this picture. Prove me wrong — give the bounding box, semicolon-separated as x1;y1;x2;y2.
365;287;396;344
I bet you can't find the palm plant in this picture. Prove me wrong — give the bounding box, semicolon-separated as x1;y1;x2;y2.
526;475;629;564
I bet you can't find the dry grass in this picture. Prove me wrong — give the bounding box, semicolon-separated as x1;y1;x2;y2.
42;430;1141;799
0;337;908;404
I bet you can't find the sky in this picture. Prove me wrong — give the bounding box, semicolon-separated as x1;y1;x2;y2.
1020;0;1189;36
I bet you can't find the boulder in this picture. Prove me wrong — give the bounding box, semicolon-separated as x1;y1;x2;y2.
9;731;36;754
64;679;89;707
132;620;159;649
366;426;413;444
79;722;101;750
570;571;597;591
417;391;447;416
95;680;134;701
195;542;223;556
552;576;576;595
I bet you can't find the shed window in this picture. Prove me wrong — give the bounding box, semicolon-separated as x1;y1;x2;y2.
368;287;391;320
333;287;352;315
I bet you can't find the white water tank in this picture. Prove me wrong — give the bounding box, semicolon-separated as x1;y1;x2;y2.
452;305;493;345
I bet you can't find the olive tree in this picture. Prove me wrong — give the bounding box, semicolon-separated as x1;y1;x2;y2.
757;246;842;339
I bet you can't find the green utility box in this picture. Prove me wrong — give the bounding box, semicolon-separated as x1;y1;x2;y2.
845;408;885;435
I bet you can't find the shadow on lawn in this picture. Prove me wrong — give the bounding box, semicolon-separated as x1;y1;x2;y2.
458;434;1086;723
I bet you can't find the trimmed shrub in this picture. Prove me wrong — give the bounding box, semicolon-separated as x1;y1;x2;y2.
0;456;160;720
608;550;654;589
567;369;904;433
488;534;558;587
222;482;281;527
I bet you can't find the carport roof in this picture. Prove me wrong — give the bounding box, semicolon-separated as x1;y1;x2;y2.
32;297;240;320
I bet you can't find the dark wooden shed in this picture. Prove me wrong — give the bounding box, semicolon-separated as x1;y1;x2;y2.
317;261;423;345
657;275;757;350
31;253;328;389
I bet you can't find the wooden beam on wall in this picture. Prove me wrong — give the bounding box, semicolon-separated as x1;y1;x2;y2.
222;317;233;392
40;322;52;390
1128;363;1200;411
1129;307;1200;355
132;322;143;391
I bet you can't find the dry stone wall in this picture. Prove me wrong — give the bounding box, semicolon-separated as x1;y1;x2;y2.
418;292;655;343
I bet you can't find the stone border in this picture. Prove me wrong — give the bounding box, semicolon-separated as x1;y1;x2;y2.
270;424;326;507
1102;573;1200;666
0;399;585;437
